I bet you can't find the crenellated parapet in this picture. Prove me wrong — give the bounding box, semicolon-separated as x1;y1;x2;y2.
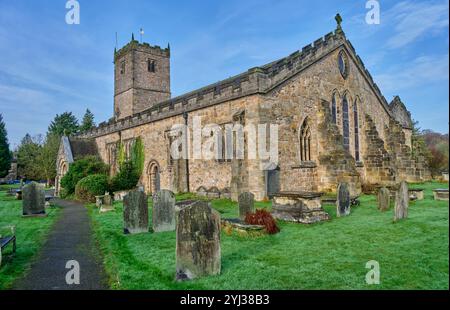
114;39;170;63
79;22;399;140
79;29;348;138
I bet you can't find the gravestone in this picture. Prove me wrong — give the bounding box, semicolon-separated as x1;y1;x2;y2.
377;187;390;211
153;189;176;232
123;190;148;234
394;181;409;221
176;201;221;281
238;192;255;220
22;182;46;217
336;183;350;217
103;192;113;206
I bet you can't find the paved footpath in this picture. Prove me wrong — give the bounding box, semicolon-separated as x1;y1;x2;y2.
14;199;108;290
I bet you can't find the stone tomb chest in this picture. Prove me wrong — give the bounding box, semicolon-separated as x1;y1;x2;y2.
432;189;449;201
408;189;424;201
271;191;330;224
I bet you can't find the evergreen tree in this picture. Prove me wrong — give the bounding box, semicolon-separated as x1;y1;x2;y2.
37;133;60;185
80;109;95;133
0;114;12;177
16;134;43;180
48;112;79;136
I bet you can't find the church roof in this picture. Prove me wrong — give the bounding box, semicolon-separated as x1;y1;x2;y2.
79;18;396;139
60;136;98;163
68;137;98;160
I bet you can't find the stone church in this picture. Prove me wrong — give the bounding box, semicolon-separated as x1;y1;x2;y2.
55;17;430;201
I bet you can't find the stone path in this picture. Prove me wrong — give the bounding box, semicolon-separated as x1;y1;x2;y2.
14;199;108;290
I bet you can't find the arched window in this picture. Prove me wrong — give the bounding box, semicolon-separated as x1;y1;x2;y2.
354;100;360;161
331;94;337;124
299;118;312;161
342;95;350;151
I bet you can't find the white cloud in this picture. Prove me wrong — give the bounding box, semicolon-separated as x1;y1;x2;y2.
385;0;449;48
374;54;449;92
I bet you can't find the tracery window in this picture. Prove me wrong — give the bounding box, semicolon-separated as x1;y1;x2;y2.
338;50;349;79
331;94;337;124
354;100;360;161
299;118;312;161
342;96;350;151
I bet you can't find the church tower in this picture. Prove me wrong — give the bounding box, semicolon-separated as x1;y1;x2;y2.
113;35;171;120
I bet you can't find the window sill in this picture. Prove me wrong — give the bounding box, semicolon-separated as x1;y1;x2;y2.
291;161;317;169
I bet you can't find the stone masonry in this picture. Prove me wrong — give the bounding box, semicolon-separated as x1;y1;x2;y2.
56;17;431;201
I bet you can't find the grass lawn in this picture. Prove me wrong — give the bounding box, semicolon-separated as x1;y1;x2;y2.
89;182;449;290
0;188;61;289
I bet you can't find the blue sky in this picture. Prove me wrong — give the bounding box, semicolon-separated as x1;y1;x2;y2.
0;0;448;148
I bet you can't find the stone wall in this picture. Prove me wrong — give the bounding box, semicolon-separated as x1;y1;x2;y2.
114;40;171;120
70;27;429;200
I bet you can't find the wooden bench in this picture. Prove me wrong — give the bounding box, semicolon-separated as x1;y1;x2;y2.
0;226;16;267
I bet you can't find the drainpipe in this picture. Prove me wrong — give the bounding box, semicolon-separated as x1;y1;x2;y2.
183;112;190;193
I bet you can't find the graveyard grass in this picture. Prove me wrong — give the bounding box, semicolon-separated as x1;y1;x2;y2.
89;182;449;290
0;188;61;289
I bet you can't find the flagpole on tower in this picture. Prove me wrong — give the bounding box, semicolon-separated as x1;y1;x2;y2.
140;28;144;43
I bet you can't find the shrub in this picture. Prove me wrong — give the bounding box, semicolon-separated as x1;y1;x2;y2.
245;209;280;234
110;161;140;192
131;137;145;176
60;156;109;194
75;174;109;203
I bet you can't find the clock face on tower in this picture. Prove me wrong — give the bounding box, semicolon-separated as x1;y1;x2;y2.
338;50;349;79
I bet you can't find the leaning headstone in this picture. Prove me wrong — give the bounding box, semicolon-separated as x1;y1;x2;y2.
123;190;148;234
176;201;221;281
153;189;176;232
336;183;350;217
377;187;390;211
22;182;46;217
394;181;409;222
238;192;255;220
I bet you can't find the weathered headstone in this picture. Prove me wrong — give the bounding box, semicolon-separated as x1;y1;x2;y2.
336;183;350;217
22;182;46;217
176;201;221;281
152;189;176;232
394;181;409;221
238;192;255;220
377;187;390;211
103;192;113;206
123;190;148;234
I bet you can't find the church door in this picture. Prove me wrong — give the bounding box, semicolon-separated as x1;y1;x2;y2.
147;162;161;194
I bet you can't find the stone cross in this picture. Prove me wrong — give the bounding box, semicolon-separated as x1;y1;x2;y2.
394;181;409;222
176;201;221;281
152;189;176;232
335;13;343;28
336;182;350;217
22;182;46;216
123;190;149;234
377;187;390;211
238;192;255;220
